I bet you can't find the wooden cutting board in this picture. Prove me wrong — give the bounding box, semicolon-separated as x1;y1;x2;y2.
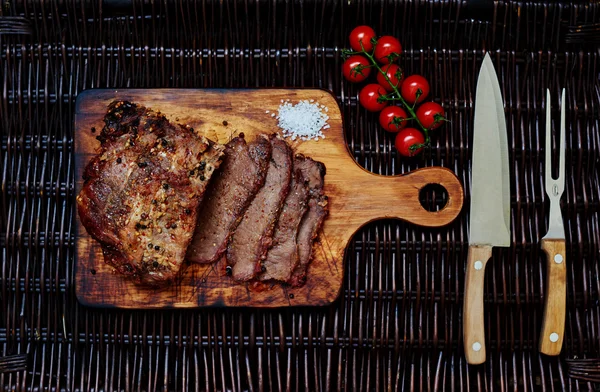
74;89;464;308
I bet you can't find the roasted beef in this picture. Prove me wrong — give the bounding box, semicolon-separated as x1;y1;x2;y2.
77;100;224;286
186;135;271;264
227;136;293;282
288;155;328;287
259;164;309;282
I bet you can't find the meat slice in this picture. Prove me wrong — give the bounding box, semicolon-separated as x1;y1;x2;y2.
288;156;328;287
227;136;293;282
77;100;224;286
259;163;309;282
186;135;271;264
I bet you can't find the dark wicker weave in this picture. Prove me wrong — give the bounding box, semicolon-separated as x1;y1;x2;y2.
1;0;599;390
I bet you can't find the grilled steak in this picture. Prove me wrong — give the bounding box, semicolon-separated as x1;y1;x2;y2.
77;100;224;286
186;135;271;264
288;156;328;287
227;136;293;282
259;164;309;282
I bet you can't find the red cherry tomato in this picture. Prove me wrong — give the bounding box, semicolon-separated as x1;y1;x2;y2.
395;128;425;157
416;102;446;130
379;106;409;132
359;84;388;112
400;75;430;105
376;64;404;92
349;25;376;52
342;55;371;83
374;36;402;64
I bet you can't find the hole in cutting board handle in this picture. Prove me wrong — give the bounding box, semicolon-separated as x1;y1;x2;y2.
419;183;449;212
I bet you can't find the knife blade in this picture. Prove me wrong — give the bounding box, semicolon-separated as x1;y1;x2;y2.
463;53;511;365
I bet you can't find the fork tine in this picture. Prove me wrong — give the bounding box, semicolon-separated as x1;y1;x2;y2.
559;89;566;192
545;89;553;192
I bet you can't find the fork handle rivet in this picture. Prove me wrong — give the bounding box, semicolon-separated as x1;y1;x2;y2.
549;333;559;342
554;254;563;264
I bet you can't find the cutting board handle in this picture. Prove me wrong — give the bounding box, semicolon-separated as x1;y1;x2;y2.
349;166;464;228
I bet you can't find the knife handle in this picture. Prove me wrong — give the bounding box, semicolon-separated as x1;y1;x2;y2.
539;238;567;356
463;245;492;365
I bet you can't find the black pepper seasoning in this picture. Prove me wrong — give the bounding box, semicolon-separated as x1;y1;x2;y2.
148;243;153;249
163;183;169;190
91;127;96;133
116;158;122;164
184;208;191;215
154;245;160;251
152;261;159;268
225;266;232;276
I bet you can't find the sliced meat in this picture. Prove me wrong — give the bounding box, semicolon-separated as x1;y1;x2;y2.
77;100;224;286
227;136;293;282
186;135;271;264
259;164;309;282
288;155;328;287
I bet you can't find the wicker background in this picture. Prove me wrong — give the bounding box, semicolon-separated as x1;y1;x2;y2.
1;0;599;390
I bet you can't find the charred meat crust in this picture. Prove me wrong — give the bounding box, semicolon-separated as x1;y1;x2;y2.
77;100;224;286
186;135;272;264
288;155;328;287
226;135;293;282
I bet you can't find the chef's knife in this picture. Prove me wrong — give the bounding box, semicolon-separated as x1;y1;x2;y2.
463;53;511;365
539;89;566;356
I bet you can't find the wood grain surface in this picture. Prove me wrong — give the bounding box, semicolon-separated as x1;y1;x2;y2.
539;238;567;356
463;244;493;365
74;89;464;308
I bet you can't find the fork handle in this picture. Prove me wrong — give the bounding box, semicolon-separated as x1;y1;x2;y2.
539;238;567;356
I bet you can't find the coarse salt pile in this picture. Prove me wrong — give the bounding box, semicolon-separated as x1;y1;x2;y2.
269;99;330;141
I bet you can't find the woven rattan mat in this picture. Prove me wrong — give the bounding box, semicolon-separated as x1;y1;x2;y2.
1;1;599;390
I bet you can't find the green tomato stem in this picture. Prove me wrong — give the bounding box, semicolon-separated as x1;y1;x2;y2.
359;46;430;144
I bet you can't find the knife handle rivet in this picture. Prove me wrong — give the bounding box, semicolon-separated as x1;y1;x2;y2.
474;260;483;270
554;254;563;264
472;342;482;352
549;333;559;343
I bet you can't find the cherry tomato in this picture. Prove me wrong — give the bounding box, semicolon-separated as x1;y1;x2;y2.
342;55;371;83
379;106;409;132
349;25;376;52
416;102;446;130
376;64;404;92
359;84;388;112
400;75;430;105
395;128;425;157
374;36;402;64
